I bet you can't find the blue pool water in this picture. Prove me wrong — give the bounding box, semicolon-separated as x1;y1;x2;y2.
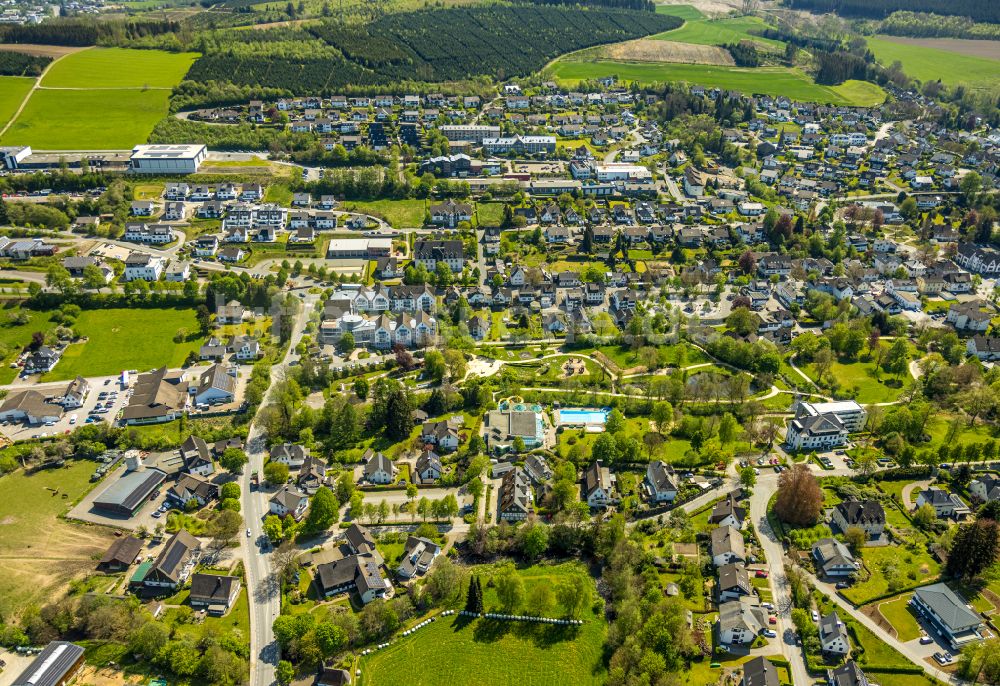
559;409;608;425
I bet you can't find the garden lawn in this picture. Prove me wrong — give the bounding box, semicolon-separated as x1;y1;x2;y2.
1;88;171;149
876;593;922;642
0;460;113;618
805;358;904;404
475;202;505;227
842;545;940;605
0;76;33;130
360;564;605;686
867;36;1000;90
0;305;59;383
40;47;198;88
42;307;201;381
548;61;882;106
343;199;426;228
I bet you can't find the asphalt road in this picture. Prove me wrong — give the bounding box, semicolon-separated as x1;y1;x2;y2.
239;288;320;686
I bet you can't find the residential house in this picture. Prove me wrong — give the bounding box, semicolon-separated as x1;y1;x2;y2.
719;598;766;646
718;563;753;601
830;500;885;539
812;538;858;577
271;443;309;468
414;450;441;483
189;573;241;615
911;583;984;650
498;467;534;521
819;612;850;656
363;450;398;485
644;460;677;503
709;494;747;529
915;487;970;519
134;530;200;589
269;485;309;520
397;536;441;579
583;460;617;509
711;525;746;568
742;656;779;686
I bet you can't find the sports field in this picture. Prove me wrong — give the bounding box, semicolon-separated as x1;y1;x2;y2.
0;76;33;130
653;15;784;51
0;47;197;149
40;47;198;88
42;307;202;380
548;61;885;106
867;36;1000;90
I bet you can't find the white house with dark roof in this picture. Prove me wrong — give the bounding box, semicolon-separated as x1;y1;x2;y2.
711;525;746;568
269;486;309;520
831;499;885;538
644;460;678;503
363;450;398;485
719;598;766;646
270;443;308;468
916;487;971;519
811;538;858;577
819;612;850;655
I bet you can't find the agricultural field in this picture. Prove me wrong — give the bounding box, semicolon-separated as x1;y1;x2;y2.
0;459;114;619
547;61;884;106
867;36;1000;90
39;47;198;88
0;76;32;130
598;39;734;66
653;15;784;51
359;563;606;686
1;88;171;150
654;4;705;21
0;48;196;149
42;307;202;381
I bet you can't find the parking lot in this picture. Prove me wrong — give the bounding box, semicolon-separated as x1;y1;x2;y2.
0;375;129;442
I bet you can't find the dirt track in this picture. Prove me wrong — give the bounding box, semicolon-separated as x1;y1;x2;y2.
0;43;83;58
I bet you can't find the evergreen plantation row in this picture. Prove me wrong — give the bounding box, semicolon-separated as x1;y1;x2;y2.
185;7;681;93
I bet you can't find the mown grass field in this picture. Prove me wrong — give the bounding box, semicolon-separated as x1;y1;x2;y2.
803;358;904;404
867;36;1000;90
1;88;171;149
876;593;922;642
842;545;940;606
0;460;113;619
40;47;198;88
0;76;33;130
359;563;606;686
343;199;426;228
653;15;784;51
654;4;704;21
547;61;884;106
43;307;201;380
2;48;196;149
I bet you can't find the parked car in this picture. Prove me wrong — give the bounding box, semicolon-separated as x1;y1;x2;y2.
755;570;768;579
811;610;819;622
835;581;850;589
919;636;934;645
763;630;777;638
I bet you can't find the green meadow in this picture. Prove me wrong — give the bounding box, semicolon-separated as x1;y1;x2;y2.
867;36;1000;90
0;76;33;131
43;307;201;380
40;47;198;89
653;15;784;51
548;61;884;106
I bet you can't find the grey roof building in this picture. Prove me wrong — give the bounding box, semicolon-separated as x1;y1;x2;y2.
812;538;858;577
912;583;984;649
742;657;779;686
827;660;869;686
11;641;85;686
92;467;166;517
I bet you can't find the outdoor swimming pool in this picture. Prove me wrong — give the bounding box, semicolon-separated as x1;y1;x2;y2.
557;408;609;426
